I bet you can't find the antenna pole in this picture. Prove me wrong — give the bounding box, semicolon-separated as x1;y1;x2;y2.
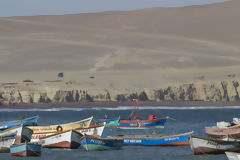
137;99;139;119
134;99;139;120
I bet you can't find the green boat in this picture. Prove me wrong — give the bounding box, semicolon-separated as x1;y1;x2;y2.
91;117;120;128
81;135;123;151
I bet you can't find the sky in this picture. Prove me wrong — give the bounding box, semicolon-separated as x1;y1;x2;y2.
0;0;228;17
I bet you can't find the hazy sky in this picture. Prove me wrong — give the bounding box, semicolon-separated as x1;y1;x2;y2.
0;0;228;17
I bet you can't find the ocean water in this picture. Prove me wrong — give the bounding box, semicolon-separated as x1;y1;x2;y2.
1;106;239;160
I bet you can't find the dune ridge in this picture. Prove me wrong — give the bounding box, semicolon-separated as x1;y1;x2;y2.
0;0;240;105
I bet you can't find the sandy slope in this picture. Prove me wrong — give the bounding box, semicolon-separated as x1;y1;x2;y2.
0;0;239;94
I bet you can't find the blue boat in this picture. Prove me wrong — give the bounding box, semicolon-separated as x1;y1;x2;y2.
10;143;41;157
109;131;193;146
81;135;123;151
0;116;39;131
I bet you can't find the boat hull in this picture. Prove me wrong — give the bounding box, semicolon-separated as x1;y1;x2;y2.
117;118;167;129
0;126;33;153
225;152;240;160
205;125;240;139
99;118;120;128
124;132;192;146
30;117;93;142
10;143;41;157
109;132;192;146
75;123;105;137
39;130;82;149
189;136;240;155
81;135;123;151
0;116;38;131
0;137;15;153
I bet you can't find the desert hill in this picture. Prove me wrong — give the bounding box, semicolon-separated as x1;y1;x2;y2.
0;0;240;102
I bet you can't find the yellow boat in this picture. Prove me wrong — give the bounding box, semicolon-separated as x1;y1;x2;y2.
28;116;93;134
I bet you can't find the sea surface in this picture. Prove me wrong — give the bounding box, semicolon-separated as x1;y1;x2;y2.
1;106;239;160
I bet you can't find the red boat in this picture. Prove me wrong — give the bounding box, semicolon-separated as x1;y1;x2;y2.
117;99;168;129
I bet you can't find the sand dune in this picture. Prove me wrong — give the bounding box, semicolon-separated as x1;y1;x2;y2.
0;0;239;94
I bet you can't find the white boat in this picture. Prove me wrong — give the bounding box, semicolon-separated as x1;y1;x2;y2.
0;132;16;153
39;130;82;149
30;117;93;142
189;136;240;155
75;122;105;137
225;152;240;160
0;126;33;153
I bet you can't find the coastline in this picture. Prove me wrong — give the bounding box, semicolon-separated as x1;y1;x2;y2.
1;101;240;109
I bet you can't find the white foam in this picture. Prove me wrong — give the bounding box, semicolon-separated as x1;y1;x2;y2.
1;106;240;112
0;108;84;112
96;106;240;110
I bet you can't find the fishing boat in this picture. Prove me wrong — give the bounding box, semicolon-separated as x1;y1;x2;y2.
108;131;193;146
10;143;41;157
81;134;123;151
118;117;168;129
0;116;39;131
205;123;240;139
0;131;18;153
232;118;240;125
189;136;240;155
30;116;93;142
225;151;240;160
95;117;120;128
0;126;33;153
76;122;105;137
39;130;82;149
116;99;167;129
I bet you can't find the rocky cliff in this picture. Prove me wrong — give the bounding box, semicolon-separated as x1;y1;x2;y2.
153;80;239;102
1;79;240;105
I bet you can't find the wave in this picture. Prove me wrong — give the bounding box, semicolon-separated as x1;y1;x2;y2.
110;106;240;110
1;106;240;112
0;108;85;112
